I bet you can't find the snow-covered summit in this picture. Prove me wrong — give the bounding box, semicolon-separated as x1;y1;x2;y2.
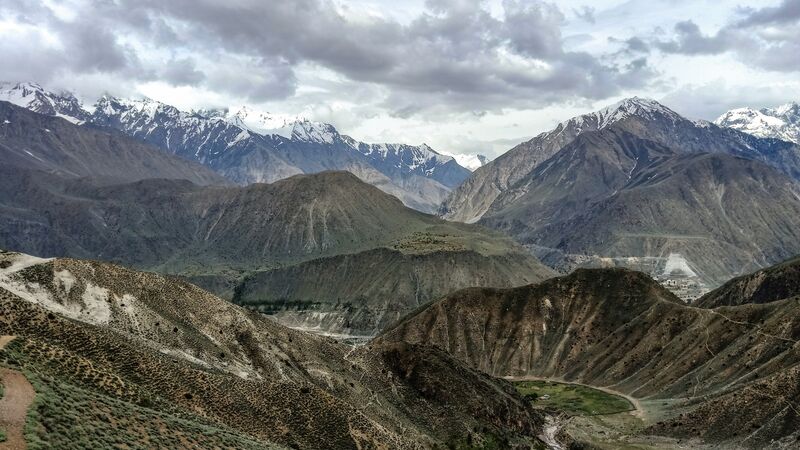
565;97;681;132
447;153;488;171
193;105;340;144
0;81;88;124
94;95;183;121
715;102;800;144
3;81;472;196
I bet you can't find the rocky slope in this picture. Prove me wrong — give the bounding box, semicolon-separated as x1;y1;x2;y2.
0;168;553;335
441;99;800;287
478;130;800;286
378;263;800;448
235;246;552;336
441;97;800;223
0;249;547;448
2;82;470;213
716;102;800;144
0;101;225;185
695;255;800;307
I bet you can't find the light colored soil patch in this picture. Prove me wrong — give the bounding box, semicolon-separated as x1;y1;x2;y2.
0;336;35;450
0;336;16;351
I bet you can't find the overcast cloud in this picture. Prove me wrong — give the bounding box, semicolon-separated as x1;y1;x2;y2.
0;0;799;158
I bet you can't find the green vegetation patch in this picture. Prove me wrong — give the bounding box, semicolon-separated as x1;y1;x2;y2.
514;380;634;416
21;370;276;450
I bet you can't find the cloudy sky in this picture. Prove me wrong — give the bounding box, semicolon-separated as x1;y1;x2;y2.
1;0;799;160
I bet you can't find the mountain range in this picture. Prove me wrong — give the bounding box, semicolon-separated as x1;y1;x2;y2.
0;100;224;186
1;81;473;213
716;101;800;144
0;102;552;336
440;97;800;287
2;77;800;449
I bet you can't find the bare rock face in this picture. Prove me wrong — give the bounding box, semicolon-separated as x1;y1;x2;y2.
378;263;800;447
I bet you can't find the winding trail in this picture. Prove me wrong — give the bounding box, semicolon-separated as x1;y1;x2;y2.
0;335;35;450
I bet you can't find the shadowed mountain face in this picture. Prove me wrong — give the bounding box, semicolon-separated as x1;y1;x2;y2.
0;168;552;336
695;255;800;308
378;264;800;447
234;246;551;336
0;101;225;186
0;250;546;449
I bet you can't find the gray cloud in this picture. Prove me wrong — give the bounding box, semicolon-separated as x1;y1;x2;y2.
654;21;733;54
161;58;205;86
652;0;800;72
0;0;656;112
573;6;596;25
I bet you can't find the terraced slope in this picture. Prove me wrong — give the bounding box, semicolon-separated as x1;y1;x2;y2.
0;250;547;449
0;170;553;335
378;266;800;448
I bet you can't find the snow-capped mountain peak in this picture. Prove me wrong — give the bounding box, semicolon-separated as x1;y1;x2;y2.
549;97;682;139
447;153;488;171
774;102;799;120
715;101;800;144
583;97;680;129
212;106;339;143
0;81;88;124
94;95;182;121
3;81;472;211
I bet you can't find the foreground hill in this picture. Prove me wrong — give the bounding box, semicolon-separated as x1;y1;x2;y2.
0;169;552;336
378;262;800;448
440;98;800;288
0;250;546;448
0;101;224;186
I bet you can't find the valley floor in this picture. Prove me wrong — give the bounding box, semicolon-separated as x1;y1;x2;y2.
506;377;730;450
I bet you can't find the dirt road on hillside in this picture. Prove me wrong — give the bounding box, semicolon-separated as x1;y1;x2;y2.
0;336;35;450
